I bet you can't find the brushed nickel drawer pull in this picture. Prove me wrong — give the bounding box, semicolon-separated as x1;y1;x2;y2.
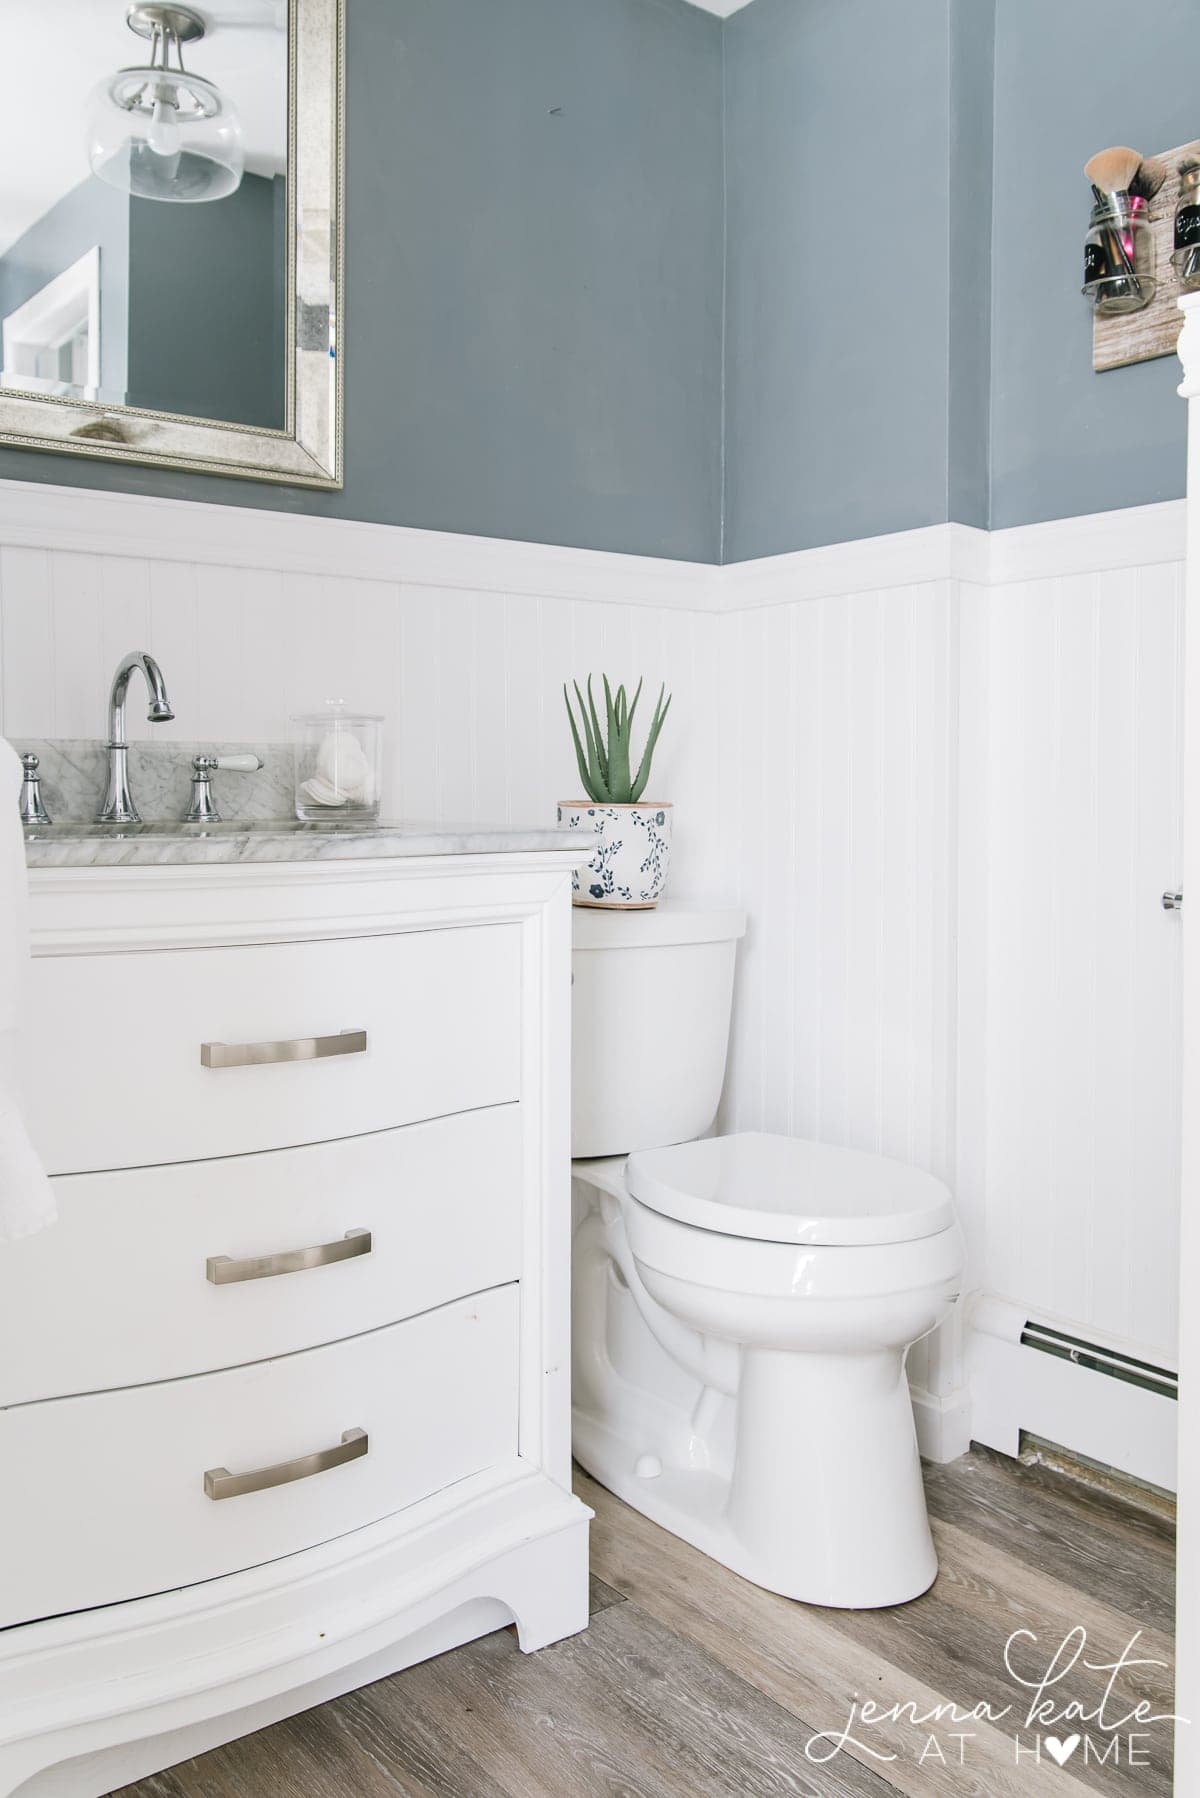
206;1228;372;1285
203;1427;368;1501
200;1028;367;1070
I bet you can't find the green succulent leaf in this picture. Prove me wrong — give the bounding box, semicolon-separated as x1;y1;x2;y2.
572;679;608;801
609;680;632;802
563;684;594;798
564;672;672;808
630;686;672;802
586;676;609;787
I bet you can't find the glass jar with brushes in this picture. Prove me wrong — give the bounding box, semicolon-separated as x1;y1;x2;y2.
1081;145;1165;315
1173;159;1200;293
1082;194;1156;314
290;701;383;823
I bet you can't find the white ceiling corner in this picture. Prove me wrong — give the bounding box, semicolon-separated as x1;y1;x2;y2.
679;0;758;16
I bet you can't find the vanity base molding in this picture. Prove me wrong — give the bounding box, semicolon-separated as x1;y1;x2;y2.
0;1466;590;1798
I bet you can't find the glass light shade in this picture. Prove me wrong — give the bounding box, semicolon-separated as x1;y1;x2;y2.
86;67;244;203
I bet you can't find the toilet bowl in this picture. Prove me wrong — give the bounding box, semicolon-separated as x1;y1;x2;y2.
571;905;966;1608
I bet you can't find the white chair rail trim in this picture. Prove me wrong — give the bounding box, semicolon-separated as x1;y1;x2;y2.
0;477;1185;612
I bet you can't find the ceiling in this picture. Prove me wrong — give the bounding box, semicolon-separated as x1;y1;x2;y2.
680;0;757;15
0;1;287;258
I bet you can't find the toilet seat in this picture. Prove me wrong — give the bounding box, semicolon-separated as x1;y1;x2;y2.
625;1131;954;1247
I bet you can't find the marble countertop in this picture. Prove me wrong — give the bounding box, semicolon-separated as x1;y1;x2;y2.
23;818;582;870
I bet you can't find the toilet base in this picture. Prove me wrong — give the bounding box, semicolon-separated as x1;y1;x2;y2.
570;1168;955;1609
574;1375;939;1611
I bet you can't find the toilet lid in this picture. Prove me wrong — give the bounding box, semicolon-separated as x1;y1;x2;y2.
625;1132;955;1247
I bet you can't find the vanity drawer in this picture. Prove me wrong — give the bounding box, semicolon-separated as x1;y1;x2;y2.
0;1284;519;1630
27;923;521;1174
0;1105;522;1405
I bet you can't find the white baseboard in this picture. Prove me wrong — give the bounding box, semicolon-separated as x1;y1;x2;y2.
910;1381;973;1465
966;1297;1177;1493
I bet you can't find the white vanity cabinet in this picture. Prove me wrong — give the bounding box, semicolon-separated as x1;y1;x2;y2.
0;844;589;1798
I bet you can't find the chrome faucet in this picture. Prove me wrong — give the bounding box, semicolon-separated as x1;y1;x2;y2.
97;651;175;823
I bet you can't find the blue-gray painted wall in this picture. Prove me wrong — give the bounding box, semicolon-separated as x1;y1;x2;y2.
948;0;995;532
0;0;1191;561
127;175;286;429
721;0;999;562
0;0;725;562
989;0;1193;529
723;0;1191;557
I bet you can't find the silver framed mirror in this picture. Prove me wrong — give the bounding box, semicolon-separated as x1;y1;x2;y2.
0;0;343;489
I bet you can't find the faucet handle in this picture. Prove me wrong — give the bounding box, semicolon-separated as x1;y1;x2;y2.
18;753;51;826
212;754;263;774
186;755;220;824
185;752;263;824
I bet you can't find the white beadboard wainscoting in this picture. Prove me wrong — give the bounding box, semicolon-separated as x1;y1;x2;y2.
0;478;1185;1483
965;562;1184;1363
710;580;962;1446
0;486;726;901
956;555;1184;1491
713;513;1185;1483
714;580;957;1179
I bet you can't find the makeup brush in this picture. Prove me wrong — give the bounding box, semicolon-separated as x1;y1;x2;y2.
1130;156;1167;201
1084;145;1144;195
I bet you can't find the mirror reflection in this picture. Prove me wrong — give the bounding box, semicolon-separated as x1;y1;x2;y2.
0;2;287;432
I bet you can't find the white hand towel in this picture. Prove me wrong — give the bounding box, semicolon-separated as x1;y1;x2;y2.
0;742;54;1242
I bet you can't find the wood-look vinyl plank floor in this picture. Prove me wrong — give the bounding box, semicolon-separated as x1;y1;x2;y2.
922;1446;1176;1631
110;1447;1176;1798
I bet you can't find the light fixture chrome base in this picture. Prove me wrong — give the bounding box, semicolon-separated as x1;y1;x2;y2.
126;4;207;45
108;64;222;122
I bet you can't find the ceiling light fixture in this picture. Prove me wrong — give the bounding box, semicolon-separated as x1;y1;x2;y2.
86;4;244;204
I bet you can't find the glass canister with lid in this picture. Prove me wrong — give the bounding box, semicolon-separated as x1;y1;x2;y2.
290;701;384;822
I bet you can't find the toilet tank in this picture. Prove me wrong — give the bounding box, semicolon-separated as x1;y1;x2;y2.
571;903;747;1158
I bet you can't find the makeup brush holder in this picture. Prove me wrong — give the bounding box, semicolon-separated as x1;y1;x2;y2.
1083;194;1155;315
1172;161;1200;293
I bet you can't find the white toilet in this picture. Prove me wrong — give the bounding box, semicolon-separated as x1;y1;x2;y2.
570;902;965;1609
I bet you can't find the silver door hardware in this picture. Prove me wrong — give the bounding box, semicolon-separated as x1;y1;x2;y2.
1163;890;1184;911
186;752;265;823
200;1028;368;1069
207;1228;372;1284
203;1427;368;1500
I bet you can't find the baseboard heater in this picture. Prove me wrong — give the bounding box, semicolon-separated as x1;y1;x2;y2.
1019;1320;1178;1401
968;1297;1178;1490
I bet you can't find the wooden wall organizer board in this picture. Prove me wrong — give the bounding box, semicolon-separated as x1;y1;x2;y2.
1093;137;1200;372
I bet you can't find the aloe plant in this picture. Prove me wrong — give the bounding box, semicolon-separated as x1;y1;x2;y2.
563;674;672;805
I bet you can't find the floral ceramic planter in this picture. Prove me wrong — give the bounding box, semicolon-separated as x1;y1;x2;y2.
558;801;673;909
